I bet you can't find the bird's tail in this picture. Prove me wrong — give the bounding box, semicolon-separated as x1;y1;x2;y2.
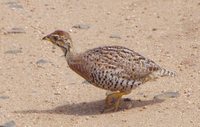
156;68;176;77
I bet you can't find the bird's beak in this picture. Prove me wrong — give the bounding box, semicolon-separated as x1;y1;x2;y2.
42;35;50;41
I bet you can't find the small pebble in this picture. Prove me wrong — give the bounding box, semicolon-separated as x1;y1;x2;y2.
5;2;23;10
91;115;97;118
36;59;49;64
143;106;147;109
110;114;114;117
139;109;143;111
180;58;195;66
72;24;90;29
0;96;9;100
121;119;127;122
4;49;22;54
6;28;25;34
0;120;16;127
85;116;89;120
54;92;61;95
82;80;90;85
106;12;111;15
109;34;121;39
125;16;131;20
64;86;68;90
69;29;73;32
154;91;180;100
152;28;157;31
136;92;144;96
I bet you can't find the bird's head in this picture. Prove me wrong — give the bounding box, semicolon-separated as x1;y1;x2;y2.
42;30;73;55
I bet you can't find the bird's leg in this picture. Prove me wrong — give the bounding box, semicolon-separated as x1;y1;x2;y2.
103;91;131;112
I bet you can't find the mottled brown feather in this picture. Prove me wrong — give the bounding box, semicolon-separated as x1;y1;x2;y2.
43;30;175;92
67;46;162;91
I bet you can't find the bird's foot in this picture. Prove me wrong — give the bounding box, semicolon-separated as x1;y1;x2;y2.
102;91;129;113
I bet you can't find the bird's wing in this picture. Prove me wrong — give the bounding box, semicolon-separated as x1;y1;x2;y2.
82;46;161;79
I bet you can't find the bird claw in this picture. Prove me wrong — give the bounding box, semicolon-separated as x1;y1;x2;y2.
102;92;123;113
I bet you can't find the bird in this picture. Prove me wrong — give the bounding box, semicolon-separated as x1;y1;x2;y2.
42;30;175;112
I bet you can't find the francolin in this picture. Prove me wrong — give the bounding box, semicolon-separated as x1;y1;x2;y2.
42;30;175;112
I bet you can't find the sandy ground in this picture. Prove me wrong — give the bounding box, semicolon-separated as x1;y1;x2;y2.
1;0;200;126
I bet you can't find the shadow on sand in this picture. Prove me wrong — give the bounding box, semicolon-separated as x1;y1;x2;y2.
14;98;164;116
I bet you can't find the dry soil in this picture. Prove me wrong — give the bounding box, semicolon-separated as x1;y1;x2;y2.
0;0;200;127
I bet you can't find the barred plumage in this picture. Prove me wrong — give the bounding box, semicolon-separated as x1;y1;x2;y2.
158;68;176;77
42;30;176;112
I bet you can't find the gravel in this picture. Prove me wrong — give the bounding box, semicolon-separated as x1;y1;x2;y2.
0;120;16;127
5;1;23;10
72;24;90;29
6;28;25;34
36;59;49;65
154;91;180;100
109;34;121;39
0;96;9;100
4;49;22;54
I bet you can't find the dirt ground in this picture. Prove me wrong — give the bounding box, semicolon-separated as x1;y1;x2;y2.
1;0;200;126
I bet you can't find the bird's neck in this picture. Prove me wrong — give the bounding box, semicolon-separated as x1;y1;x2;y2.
59;43;76;58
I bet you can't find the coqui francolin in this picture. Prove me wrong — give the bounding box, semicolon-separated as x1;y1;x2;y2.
42;30;175;112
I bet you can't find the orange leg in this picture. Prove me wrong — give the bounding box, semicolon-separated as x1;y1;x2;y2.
103;91;131;112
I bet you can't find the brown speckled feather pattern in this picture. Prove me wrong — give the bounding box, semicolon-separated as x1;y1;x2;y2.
44;30;177;112
67;46;171;92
